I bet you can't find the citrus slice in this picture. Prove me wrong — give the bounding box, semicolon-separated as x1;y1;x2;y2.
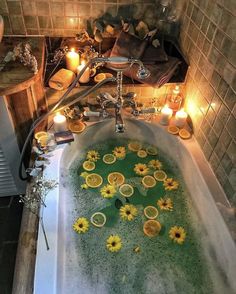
108;172;125;187
105;73;113;79
37;135;49;147
69;120;85;133
142;175;156;188
143;220;161;237
86;173;103;188
94;73;106;83
179;129;191;139
144;206;159;219
137;150;147;158
90;212;106;228
35;131;48;140
168;125;180;135
128;141;142;152
146;145;158;155
119;184;134;197
103;154;116;164
153;170;167;181
82;160;95;171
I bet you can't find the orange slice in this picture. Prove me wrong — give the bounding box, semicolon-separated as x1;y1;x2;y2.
168;125;180;135
69;120;85;133
119;184;134;197
146;145;158;155
143;220;161;237
86;173;103;188
142;175;156;188
128;141;142;152
82;161;95;171
153;170;167;181
103;154;116;164
137;150;147;158
90;212;106;228
107;172;125;187
94;73;106;83
35;131;48;140
144;206;159;219
179;129;191;139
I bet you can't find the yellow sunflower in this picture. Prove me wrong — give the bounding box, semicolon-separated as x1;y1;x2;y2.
106;235;122;252
112;146;126;159
86;150;100;162
73;217;89;234
134;163;149;176
169;226;186;244
100;184;116;198
148;159;163;170
81;183;89;189
120;204;138;221
157;197;173;211
163;178;179;191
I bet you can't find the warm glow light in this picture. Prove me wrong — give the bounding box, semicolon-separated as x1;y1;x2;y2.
53;113;67;132
71;48;75;52
160;105;173;125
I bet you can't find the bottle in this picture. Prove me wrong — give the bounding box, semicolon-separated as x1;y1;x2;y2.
166;85;183;113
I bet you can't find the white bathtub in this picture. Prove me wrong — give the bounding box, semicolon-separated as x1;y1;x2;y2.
34;118;236;294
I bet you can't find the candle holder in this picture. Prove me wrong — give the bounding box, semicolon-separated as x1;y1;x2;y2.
166;85;183;113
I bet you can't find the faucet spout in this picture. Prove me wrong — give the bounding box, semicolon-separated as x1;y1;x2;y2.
115;108;125;133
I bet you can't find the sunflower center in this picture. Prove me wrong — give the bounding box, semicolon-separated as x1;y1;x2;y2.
163;202;167;206
111;241;116;246
140;168;144;171
107;190;111;194
79;224;83;228
175;233;180;238
126;210;131;215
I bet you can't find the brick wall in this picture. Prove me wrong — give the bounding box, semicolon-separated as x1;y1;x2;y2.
180;0;236;205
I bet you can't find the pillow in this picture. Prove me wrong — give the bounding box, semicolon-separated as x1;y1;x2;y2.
110;31;148;60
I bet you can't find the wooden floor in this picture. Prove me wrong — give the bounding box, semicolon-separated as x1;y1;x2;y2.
0;196;23;294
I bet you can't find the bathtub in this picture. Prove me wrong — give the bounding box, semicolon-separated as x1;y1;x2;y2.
34;118;236;294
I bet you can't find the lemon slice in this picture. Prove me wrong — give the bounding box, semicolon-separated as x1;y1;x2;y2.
108;172;125;187
168;125;180;135
103;154;116;164
144;206;159;219
69;120;85;133
179;129;191;139
153;170;167;181
82;160;95;171
119;184;134;197
128;141;142;152
94;73;106;83
146;146;158;155
86;173;103;188
90;212;106;227
137;150;147;158
142;175;156;188
35;131;48;140
37;135;49;147
143;220;161;237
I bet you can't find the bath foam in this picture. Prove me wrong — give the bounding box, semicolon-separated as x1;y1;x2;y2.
65;138;216;294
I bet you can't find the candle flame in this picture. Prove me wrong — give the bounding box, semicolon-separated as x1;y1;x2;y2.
71;48;75;53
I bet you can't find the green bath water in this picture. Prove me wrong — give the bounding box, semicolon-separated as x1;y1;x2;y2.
69;138;214;294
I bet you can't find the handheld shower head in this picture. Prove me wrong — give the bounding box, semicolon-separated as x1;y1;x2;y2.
136;66;150;80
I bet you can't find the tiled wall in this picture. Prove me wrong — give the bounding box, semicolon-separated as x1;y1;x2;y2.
180;0;236;205
0;0;172;37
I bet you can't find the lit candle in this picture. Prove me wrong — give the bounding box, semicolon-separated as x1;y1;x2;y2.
77;62;90;84
160;105;173;125
53;113;67;132
66;48;80;73
175;109;188;128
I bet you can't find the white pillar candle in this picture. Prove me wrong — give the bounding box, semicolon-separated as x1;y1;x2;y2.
66;48;80;73
77;62;90;83
175;109;188;128
160;105;173;125
53;113;67;132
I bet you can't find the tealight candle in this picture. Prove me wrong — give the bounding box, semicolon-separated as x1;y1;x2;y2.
66;48;80;73
53;113;67;132
175;109;188;128
160;105;173;125
77;62;90;84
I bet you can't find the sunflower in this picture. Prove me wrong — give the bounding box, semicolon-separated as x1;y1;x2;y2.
134;163;149;176
73;217;89;234
100;184;116;198
106;235;122;252
148;159;162;170
112;146;126;159
157;197;173;211
80;172;89;178
120;204;138;221
169;226;186;244
81;183;89;189
86;150;100;162
163;178;179;191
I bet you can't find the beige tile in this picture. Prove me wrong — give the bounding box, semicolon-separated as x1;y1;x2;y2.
50;2;64;16
21;1;37;15
36;2;50;16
